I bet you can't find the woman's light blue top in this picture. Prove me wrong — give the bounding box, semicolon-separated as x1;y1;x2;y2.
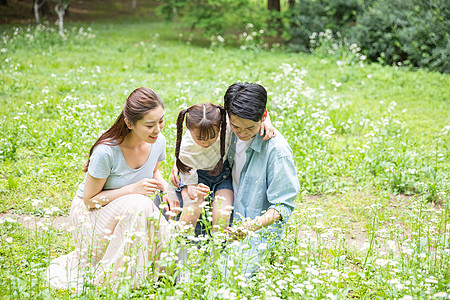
76;134;166;198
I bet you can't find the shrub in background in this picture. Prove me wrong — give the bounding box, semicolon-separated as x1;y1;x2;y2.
157;0;268;38
286;0;367;52
350;0;449;73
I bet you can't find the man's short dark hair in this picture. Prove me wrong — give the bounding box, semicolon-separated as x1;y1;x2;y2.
224;83;267;122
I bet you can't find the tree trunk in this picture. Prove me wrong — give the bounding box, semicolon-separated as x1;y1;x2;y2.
55;3;68;38
267;0;281;37
0;0;7;6
34;0;41;24
33;0;51;24
288;0;295;9
267;0;280;12
132;0;136;10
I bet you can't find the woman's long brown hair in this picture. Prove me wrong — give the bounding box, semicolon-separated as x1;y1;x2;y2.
83;87;163;172
175;103;227;176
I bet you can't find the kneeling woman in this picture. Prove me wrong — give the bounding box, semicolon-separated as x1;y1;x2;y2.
47;87;179;291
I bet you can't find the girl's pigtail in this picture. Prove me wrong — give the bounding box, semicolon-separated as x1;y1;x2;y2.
175;109;192;174
209;105;227;176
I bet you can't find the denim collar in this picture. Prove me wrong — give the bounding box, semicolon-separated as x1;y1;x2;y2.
248;133;264;153
230;132;264;154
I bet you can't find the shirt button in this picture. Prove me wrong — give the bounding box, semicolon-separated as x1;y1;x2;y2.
229;156;232;159
223;175;227;179
226;168;230;170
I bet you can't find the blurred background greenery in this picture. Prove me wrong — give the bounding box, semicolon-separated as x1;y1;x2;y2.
1;0;449;72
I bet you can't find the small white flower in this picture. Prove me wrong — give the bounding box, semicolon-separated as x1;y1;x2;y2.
402;247;414;255
433;292;447;298
166;211;177;217
425;278;438;284
326;293;337;300
6;237;13;243
257;243;267;250
375;258;389;267
104;234;116;241
292;268;301;275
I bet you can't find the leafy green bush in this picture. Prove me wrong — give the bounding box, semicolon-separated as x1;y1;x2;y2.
287;0;367;52
157;0;268;37
350;0;450;73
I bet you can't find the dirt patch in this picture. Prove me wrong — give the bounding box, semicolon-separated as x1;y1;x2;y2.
0;212;70;231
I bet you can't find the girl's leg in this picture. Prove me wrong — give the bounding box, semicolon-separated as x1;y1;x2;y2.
212;189;234;232
178;188;204;231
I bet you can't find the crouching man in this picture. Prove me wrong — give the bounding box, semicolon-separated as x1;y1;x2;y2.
221;82;300;277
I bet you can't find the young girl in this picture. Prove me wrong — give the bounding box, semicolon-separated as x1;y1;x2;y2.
47;87;177;291
175;103;232;233
173;103;275;234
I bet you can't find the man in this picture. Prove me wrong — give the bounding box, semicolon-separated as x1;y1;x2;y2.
221;82;300;276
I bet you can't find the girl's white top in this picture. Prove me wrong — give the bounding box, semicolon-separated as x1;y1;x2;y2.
179;126;232;185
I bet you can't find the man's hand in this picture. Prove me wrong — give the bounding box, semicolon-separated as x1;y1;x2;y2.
225;220;258;241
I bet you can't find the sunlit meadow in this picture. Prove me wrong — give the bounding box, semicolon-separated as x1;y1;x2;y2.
0;20;449;299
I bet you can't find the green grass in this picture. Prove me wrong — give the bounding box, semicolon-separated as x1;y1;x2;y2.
0;20;449;299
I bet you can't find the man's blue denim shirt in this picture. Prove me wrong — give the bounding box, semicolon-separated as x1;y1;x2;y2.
227;130;300;238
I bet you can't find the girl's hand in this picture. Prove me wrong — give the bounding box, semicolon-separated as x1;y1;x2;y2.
260;111;276;141
170;164;180;187
163;194;180;219
187;183;210;200
132;178;164;196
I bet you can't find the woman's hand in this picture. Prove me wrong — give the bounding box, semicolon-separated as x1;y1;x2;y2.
132;178;164;196
170;164;180;187
187;183;210;200
260;111;276;141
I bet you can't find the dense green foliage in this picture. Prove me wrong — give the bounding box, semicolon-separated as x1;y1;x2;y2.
0;20;449;299
156;0;449;73
287;0;449;73
287;0;367;52
351;0;450;73
157;0;268;36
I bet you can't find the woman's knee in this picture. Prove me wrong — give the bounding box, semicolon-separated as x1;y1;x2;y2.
116;194;159;213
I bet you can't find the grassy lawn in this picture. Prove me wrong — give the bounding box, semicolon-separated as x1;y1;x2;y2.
0;18;449;299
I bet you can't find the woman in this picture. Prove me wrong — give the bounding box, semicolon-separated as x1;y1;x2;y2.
47;87;179;291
